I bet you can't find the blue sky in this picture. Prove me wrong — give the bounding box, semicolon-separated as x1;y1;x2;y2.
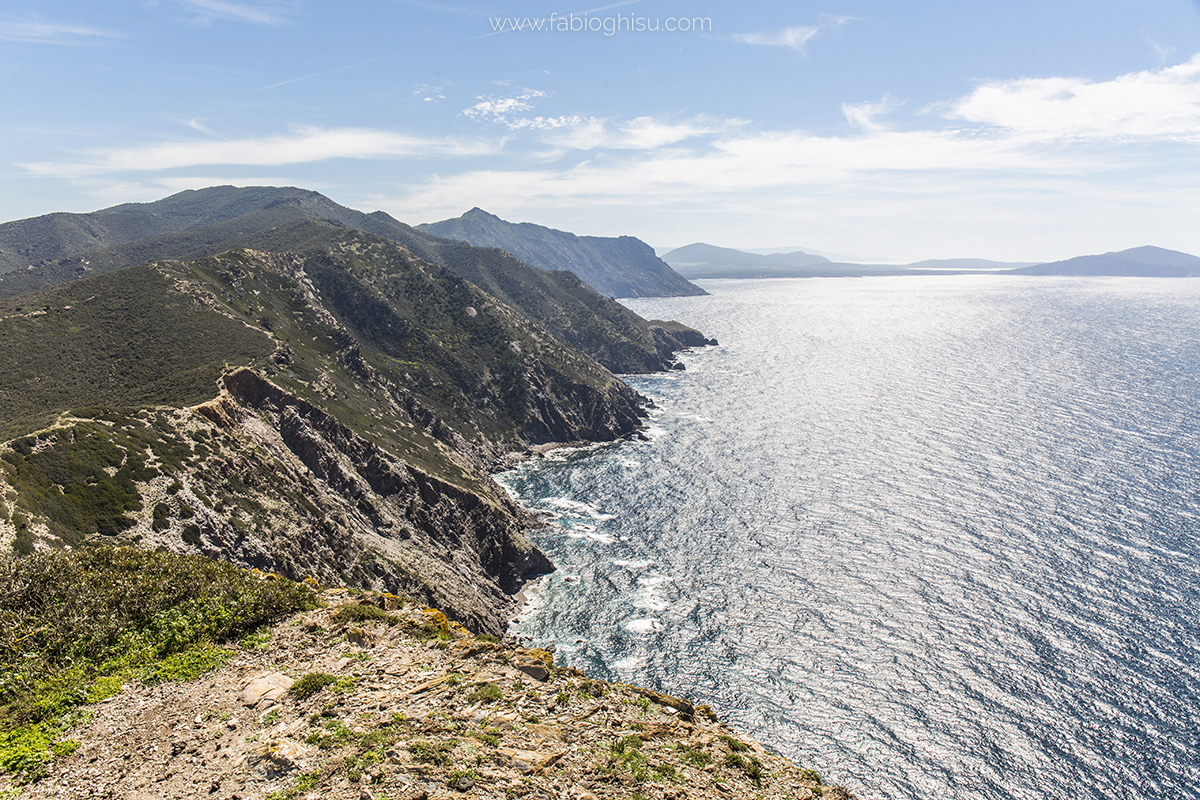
3;1;1200;262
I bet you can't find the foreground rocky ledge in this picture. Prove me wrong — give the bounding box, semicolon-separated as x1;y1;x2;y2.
10;589;858;800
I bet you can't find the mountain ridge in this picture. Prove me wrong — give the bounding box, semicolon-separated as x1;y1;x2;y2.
418;208;707;299
0;187;712;375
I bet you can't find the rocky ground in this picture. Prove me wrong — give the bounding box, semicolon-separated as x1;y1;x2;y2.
3;589;858;800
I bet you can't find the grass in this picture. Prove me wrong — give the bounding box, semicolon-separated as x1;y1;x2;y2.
264;768;323;800
410;738;458;766
467;683;502;705
0;546;317;783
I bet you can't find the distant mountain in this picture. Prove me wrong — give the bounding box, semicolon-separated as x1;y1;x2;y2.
0;186;320;276
1009;246;1200;277
661;242;832;278
0;186;711;374
418;208;705;299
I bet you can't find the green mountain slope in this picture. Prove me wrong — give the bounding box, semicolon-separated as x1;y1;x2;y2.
0;227;655;633
0;188;712;374
418;207;707;299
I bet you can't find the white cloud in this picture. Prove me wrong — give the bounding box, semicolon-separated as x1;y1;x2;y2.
0;21;118;44
19;126;498;179
732;25;819;52
945;53;1200;141
462;89;551;125
461;87;728;149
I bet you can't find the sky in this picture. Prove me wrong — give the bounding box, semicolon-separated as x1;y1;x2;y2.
3;1;1200;263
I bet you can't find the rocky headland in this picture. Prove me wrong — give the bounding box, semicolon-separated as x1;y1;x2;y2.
5;583;858;800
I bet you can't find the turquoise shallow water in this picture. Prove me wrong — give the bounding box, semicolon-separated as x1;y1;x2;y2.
498;276;1200;800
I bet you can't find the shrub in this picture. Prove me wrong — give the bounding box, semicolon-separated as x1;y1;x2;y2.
0;547;317;782
466;683;502;704
410;739;458;766
720;734;750;752
290;673;338;700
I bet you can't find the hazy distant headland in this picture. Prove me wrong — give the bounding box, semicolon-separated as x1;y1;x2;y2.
660;241;1200;279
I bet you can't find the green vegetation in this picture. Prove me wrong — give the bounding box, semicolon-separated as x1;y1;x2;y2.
720;734;751;752
466;683;502;705
410;738;458;766
264;768;323;800
332;603;399;626
724;752;767;785
291;673;339;701
0;264;273;440
305;718;357;750
0;547;317;783
0;414;192;548
679;746;712;767
609;734;650;781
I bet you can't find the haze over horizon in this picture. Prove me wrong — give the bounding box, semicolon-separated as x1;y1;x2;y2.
4;0;1200;263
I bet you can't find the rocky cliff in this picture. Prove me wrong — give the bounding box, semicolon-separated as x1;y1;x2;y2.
0;233;678;635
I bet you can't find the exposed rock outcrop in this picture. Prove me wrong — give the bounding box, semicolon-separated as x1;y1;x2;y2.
7;589;860;800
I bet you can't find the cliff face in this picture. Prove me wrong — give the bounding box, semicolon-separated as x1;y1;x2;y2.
0;234;659;634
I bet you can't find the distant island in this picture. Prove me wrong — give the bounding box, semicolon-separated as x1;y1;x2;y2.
659;242;1200;279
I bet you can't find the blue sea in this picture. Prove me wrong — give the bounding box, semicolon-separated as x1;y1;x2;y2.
498;276;1200;800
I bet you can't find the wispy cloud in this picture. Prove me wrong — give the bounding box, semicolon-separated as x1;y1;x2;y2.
19;126;498;179
732;25;818;51
414;82;454;103
538;116;735;150
173;0;290;26
578;0;646;13
841;95;901;130
185;118;223;138
393;0;489;15
0;20;119;45
733;15;856;53
253;60;378;93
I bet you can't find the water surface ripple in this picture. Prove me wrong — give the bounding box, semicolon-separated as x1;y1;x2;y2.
500;277;1200;800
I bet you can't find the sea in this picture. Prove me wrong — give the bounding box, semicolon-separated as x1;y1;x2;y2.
497;276;1200;800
